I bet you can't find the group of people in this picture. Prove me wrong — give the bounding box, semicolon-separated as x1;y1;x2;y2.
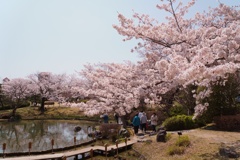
100;110;158;135
101;111;121;124
132;111;158;134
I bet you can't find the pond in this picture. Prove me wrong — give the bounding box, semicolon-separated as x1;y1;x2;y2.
0;120;97;153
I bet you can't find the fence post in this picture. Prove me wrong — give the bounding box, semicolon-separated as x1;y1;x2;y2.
115;139;119;157
90;148;93;160
2;143;6;158
104;143;108;159
125;137;127;151
51;139;54;153
92;132;95;141
28;142;32;156
74;136;76;149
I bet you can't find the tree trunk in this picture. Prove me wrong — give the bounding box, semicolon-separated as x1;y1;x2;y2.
0;96;4;108
9;106;17;122
12;106;17;117
120;115;128;129
0;101;3;108
40;97;46;114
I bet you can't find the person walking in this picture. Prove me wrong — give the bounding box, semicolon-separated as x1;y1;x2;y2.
132;113;140;135
140;112;147;134
114;112;119;124
150;112;158;132
138;110;143;130
101;111;109;123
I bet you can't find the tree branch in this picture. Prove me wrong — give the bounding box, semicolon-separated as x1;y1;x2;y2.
169;0;182;33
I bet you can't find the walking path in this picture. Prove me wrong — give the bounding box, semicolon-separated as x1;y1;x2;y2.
0;138;137;160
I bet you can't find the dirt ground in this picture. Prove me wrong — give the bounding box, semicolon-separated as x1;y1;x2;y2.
131;126;240;160
187;128;240;144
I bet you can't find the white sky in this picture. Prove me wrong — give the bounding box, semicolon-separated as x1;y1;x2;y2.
0;0;239;80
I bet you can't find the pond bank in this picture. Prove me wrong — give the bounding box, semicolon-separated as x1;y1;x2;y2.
0;120;98;154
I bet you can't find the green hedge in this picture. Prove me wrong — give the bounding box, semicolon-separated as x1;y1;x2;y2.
163;115;196;131
0;102;30;111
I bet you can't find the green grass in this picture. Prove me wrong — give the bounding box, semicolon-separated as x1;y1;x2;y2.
0;106;101;121
175;135;190;147
167;145;185;155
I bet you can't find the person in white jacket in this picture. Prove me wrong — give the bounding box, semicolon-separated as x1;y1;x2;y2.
150;112;158;132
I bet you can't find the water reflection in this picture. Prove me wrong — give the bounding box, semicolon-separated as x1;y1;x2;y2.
0;120;96;153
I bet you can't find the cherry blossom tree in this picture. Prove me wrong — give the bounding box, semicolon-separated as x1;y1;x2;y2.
57;74;87;105
113;0;240;118
2;78;31;119
28;72;68;114
74;62;144;127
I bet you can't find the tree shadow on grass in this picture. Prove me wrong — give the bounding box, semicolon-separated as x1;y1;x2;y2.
202;123;240;133
201;123;218;130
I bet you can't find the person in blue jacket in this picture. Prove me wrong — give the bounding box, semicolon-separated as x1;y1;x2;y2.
132;113;140;134
103;112;109;123
100;111;109;123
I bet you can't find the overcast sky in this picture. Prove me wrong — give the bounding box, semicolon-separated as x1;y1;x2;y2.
0;0;239;80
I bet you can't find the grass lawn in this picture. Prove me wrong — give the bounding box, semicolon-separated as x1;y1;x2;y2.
93;127;240;160
0;106;101;121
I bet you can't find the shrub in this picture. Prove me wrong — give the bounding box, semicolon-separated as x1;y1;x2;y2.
165;133;172;141
14;114;22;121
19;101;30;108
0;105;12;110
167;146;185;155
169;102;187;116
175;135;190;147
0;101;30;111
163;115;196;131
99;123;121;142
194;117;207;127
126;127;134;136
167;135;190;156
213;114;240;131
7;114;22;121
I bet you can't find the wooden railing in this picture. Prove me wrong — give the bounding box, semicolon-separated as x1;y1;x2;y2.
0;138;136;160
